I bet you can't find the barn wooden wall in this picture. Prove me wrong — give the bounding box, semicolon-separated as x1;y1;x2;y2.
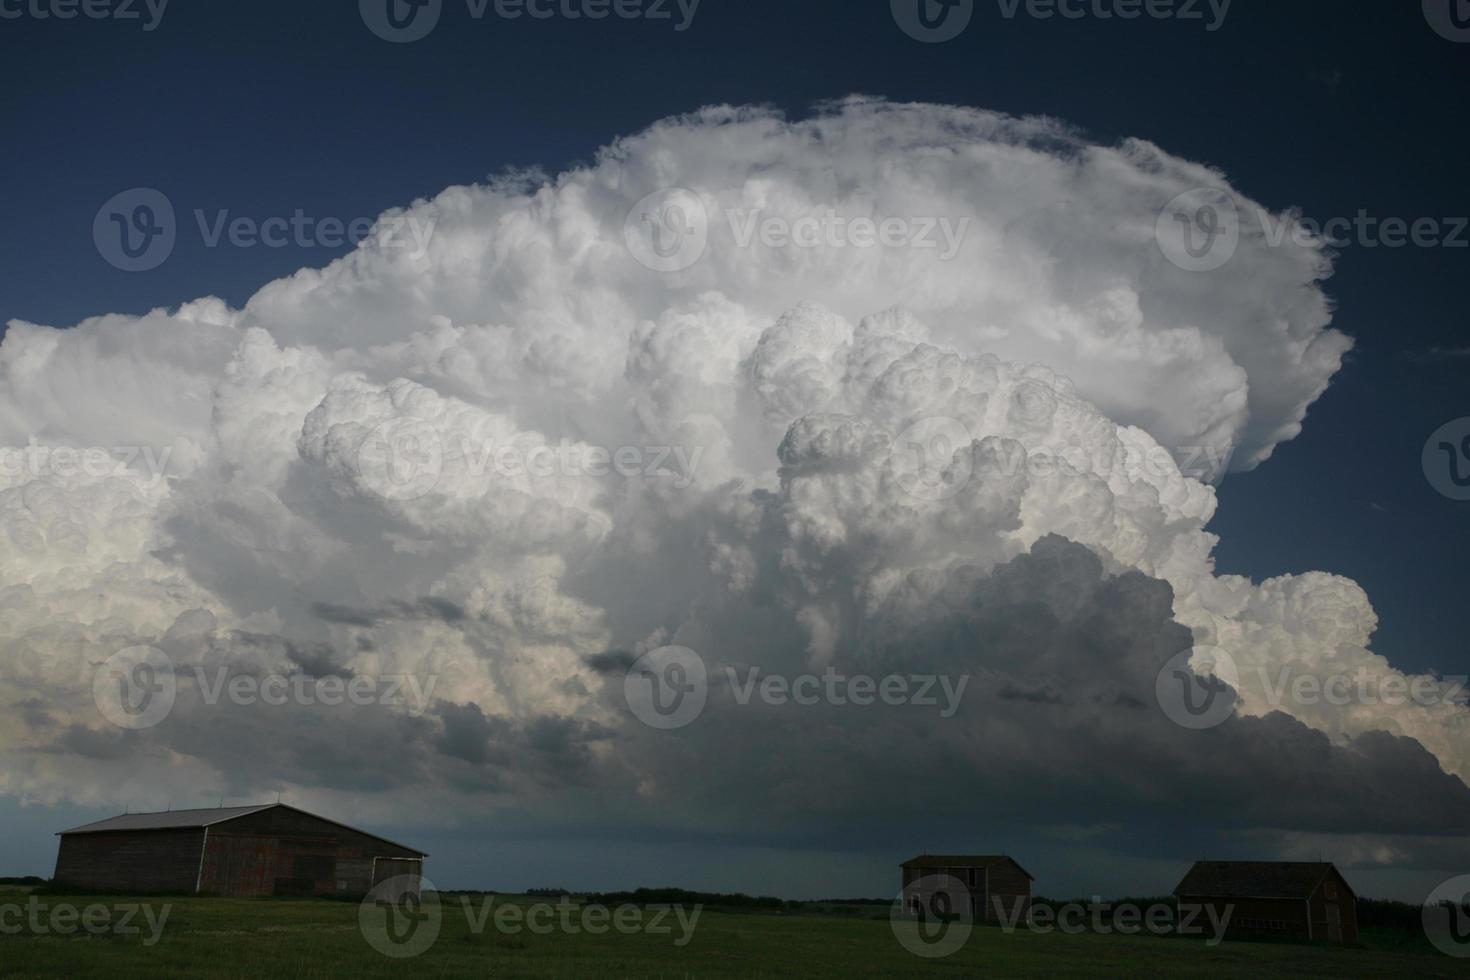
53;829;205;893
55;808;424;899
199;808;423;897
985;859;1033;921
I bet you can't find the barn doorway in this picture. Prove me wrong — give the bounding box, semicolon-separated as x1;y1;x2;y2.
372;858;424;901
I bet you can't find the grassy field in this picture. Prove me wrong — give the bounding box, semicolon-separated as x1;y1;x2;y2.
2;891;1469;978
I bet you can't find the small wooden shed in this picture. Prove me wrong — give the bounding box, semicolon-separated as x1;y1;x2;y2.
901;854;1033;922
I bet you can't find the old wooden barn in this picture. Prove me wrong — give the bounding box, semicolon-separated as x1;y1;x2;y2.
1173;860;1358;944
53;803;426;898
900;854;1033;922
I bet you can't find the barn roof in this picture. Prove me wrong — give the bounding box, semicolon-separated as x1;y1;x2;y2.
1173;861;1349;899
56;803;428;856
58;805;274;834
901;854;1034;879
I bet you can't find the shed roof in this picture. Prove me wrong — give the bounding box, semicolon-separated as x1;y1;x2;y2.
58;805;274;834
57;803;428;857
901;855;1034;879
1173;861;1348;899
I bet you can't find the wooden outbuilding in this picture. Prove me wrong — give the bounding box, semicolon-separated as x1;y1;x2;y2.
1173;860;1357;943
901;854;1033;922
53;803;426;898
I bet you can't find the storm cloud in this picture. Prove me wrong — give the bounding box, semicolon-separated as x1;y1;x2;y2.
0;99;1463;882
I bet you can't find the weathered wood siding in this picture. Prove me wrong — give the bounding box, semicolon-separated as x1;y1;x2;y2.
1181;870;1357;944
1307;867;1358;943
55;806;424;898
985;858;1032;922
201;808;421;897
53;830;203;893
900;860;1031;923
1179;897;1311;940
198;834;279;897
220;807;422;858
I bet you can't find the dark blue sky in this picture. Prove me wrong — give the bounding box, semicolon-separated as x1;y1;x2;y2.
0;1;1467;889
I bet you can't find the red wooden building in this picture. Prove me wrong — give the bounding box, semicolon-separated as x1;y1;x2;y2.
53;803;426;898
1173;860;1357;944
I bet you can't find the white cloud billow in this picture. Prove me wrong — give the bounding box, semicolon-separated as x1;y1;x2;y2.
0;100;1463;852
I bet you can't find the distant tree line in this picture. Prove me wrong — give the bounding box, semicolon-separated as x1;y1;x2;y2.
583;888;799;911
1355;897;1432;933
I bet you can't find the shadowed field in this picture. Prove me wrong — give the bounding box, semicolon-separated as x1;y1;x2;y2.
2;892;1468;979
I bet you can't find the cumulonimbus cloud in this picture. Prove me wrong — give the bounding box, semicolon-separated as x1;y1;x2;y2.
0;99;1463;870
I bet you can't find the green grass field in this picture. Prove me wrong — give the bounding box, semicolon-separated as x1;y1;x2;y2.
3;892;1469;979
